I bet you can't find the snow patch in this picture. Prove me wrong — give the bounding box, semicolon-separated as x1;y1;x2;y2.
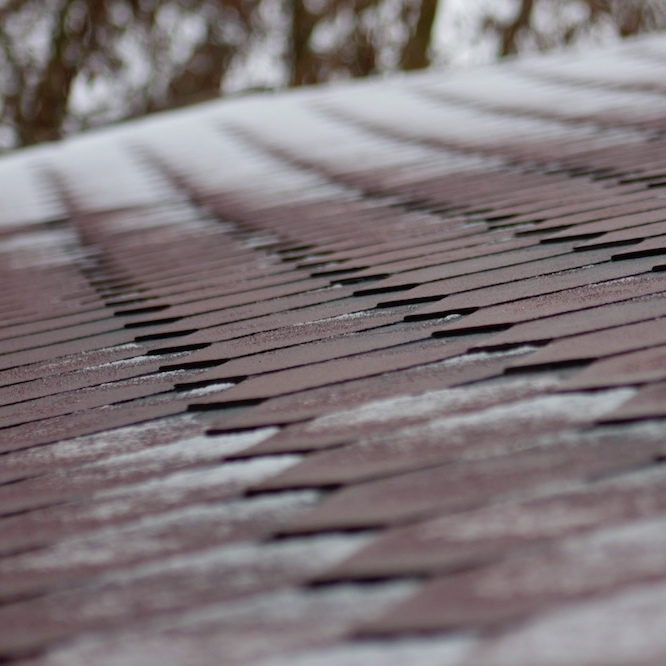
99;531;371;588
84;427;280;471
468;580;666;666
179;382;235;398
307;375;559;431
404;388;634;445
93;454;302;504
1;490;317;573
256;635;476;666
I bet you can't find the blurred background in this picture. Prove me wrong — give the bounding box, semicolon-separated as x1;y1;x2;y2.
0;0;665;151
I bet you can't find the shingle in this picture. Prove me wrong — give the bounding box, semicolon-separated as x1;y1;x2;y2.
205;346;517;434
563;345;666;390
0;492;318;604
602;381;666;422
369;246;617;302
427;273;666;341
277;431;666;534
190;338;472;406
0;397;188;453
0;330;138;373
0;453;298;557
0;343;146;388
320;458;666;582
0;535;363;657
506;317;666;371
361;511;666;634
405;254;662;320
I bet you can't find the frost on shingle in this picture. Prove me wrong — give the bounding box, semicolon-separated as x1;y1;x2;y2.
2;32;666;666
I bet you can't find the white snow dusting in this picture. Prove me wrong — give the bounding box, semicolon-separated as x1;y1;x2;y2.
307;374;558;431
467;580;666;666
255;635;476;666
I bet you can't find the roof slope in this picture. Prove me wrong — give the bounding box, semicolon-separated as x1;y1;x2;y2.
2;33;666;666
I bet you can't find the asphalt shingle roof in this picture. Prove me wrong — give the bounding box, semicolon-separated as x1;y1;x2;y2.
1;32;666;666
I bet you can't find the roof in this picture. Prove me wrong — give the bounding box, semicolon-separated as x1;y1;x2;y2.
2;32;666;666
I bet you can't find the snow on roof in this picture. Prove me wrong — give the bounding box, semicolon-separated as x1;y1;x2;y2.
2;32;666;666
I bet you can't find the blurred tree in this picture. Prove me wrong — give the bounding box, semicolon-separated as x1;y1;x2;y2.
483;0;666;57
0;0;665;151
0;0;267;147
288;0;440;85
0;0;443;149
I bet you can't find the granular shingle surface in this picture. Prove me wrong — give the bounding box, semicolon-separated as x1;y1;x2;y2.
2;34;666;666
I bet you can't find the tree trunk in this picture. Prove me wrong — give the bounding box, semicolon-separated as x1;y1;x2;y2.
22;0;93;145
289;0;319;86
400;0;440;71
498;0;536;57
